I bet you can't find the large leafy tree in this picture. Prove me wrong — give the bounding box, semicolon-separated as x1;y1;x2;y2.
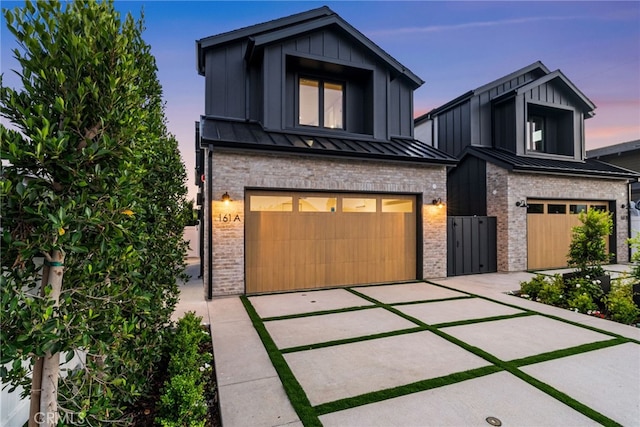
0;0;188;424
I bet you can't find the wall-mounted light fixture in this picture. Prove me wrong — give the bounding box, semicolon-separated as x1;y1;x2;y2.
221;192;231;204
515;199;528;208
432;198;444;208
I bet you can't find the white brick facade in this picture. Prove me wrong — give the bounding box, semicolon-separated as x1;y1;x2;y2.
486;162;630;272
203;150;449;296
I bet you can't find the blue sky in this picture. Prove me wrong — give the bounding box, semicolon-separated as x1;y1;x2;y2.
2;1;639;200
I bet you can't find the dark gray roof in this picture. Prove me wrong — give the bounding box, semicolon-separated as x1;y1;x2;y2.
415;61;595;123
200;117;457;165
587;139;640;158
464;146;638;179
196;6;423;87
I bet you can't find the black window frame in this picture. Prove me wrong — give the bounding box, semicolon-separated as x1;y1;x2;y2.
525;103;574;157
297;75;345;131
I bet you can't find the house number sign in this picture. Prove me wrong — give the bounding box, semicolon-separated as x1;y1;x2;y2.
217;213;241;223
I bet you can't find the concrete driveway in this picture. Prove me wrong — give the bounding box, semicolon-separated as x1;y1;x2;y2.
175;264;640;427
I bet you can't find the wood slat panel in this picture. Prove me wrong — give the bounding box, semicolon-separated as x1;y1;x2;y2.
245;191;417;293
527;200;609;270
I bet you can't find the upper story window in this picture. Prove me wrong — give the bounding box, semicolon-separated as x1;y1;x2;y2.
299;77;344;129
525;104;574;157
527;115;545;152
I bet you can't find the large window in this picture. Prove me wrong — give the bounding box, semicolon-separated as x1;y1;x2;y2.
299;77;344;129
526;104;574;156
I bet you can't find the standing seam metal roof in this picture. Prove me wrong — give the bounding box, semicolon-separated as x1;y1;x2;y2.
200;118;457;165
465;146;638;179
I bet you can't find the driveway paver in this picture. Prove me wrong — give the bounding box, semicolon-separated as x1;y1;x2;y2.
352;282;468;304
283;330;490;405
265;307;417;349
318;371;600;427
441;315;613;361
249;288;373;318
520;342;640;426
396;297;525;325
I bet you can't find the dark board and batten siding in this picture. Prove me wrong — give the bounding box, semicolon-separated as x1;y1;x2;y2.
205;41;248;119
447;156;487;217
203;27;417;140
436;103;471;158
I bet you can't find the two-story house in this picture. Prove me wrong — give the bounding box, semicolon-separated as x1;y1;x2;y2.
195;7;456;297
415;61;637;272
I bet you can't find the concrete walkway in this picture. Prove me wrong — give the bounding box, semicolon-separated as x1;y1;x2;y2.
173;263;640;427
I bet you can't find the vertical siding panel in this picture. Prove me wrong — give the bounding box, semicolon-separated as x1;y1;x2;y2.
296;36;310;54
310;32;323;55
207;50;226;116
337;39;350;61
263;46;284;129
479;92;491;147
323;30;339;58
226;43;246;118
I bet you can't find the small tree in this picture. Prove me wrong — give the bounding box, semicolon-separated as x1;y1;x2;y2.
567;208;613;278
1;0;188;424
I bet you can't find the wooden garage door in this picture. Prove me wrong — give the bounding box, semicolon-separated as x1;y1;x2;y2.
527;200;609;270
245;191;417;294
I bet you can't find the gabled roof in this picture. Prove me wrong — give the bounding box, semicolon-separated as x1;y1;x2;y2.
587;139;640;158
196;6;423;87
415;61;594;123
200;117;457;166
498;70;595;114
463;146;638;180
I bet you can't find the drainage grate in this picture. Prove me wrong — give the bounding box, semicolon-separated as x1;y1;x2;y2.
486;416;502;426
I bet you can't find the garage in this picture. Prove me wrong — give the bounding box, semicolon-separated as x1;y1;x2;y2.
245;190;418;293
526;199;610;270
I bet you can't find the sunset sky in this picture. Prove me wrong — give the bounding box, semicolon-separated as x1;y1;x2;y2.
2;1;639;199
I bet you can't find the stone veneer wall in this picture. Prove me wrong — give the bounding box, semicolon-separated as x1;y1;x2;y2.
486;162;630;272
203;150;449;296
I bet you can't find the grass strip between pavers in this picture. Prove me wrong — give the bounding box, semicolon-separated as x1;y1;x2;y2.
314;365;503;416
509;337;627;367
280;326;427;354
346;286;623;427
432;311;535;329
261;304;376;322
240;296;322;427
388;295;475;306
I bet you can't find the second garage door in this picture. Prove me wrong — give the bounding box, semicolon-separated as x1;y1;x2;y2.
527;199;610;270
245;191;418;294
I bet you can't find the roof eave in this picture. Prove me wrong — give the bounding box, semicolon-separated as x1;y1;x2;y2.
202;137;457;166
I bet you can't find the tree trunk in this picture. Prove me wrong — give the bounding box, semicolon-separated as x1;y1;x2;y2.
39;250;65;426
28;262;50;427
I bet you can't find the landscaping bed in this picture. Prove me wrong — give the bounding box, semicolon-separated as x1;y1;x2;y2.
511;272;640;327
129;313;221;427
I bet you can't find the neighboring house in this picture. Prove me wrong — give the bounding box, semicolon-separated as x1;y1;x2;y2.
588;140;640;252
415;61;637;272
587;140;640;203
195;7;456;297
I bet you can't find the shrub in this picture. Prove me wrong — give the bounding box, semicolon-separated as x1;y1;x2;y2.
567;292;598;314
567;209;612;278
156;312;212;427
158;374;207;427
605;283;640;325
566;276;604;306
537;275;565;306
519;274;547;300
